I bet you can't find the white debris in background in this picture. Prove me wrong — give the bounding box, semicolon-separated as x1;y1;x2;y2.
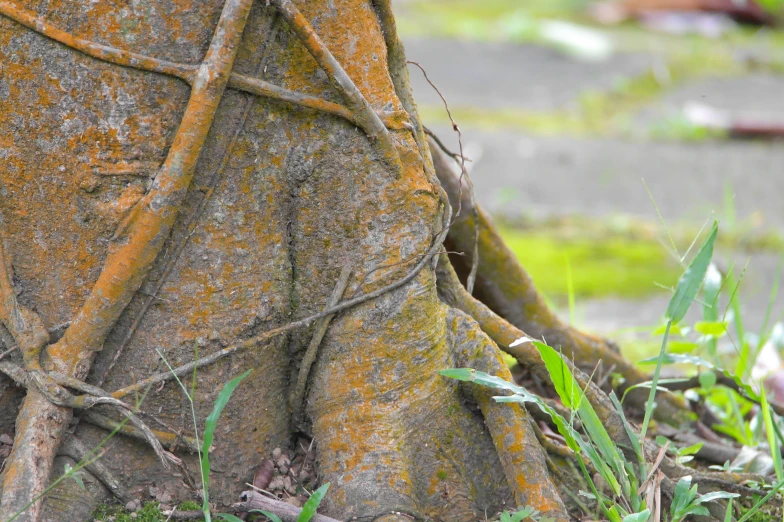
538;20;614;62
500;12;613;62
751;322;784;385
684;102;732;130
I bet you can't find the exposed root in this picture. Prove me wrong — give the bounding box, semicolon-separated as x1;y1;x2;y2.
0;361;181;470
111;226;448;400
290;265;353;430
429;139;691;424
0;1;194;81
229;73;412;130
437;254;767;520
371;0;436;184
58;436;134;505
81;411;199;454
0;3;412;140
436;254;634;450
447;308;569;520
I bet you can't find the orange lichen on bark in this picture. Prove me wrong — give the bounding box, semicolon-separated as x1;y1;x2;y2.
47;0;254;371
270;0;402;172
0;2;605;520
448;309;568;520
0;1;254;519
0;1;194;81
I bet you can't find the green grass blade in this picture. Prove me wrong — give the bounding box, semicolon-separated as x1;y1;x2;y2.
609;391;642;462
721;261;749;377
443;366;624;499
638;320;672;444
760;255;783;343
298;482;330;522
533;340;626;495
640;224;717;444
760;385;784;482
216;514;247;522
440;368;527;395
201;370;252;519
697;491;739;503
643;178;680;263
702;263;722;360
666;222;718;324
723;181;736;228
623;510;650;522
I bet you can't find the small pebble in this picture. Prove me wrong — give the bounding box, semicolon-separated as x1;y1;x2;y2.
269;476;285;491
284;496;302;508
283;476;296;495
272;447;282;459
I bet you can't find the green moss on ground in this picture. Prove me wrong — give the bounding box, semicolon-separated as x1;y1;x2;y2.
498;226;680;300
92;502;164;522
91;501;202;522
395;0;590;41
736;492;784;522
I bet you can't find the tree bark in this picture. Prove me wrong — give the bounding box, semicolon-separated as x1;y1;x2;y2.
0;1;573;520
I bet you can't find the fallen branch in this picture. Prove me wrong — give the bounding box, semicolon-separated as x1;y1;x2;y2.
232;489;341;522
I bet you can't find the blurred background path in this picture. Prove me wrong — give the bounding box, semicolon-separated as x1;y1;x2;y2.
392;0;784;356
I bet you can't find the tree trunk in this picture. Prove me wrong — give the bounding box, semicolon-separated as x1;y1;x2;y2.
0;2;688;521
